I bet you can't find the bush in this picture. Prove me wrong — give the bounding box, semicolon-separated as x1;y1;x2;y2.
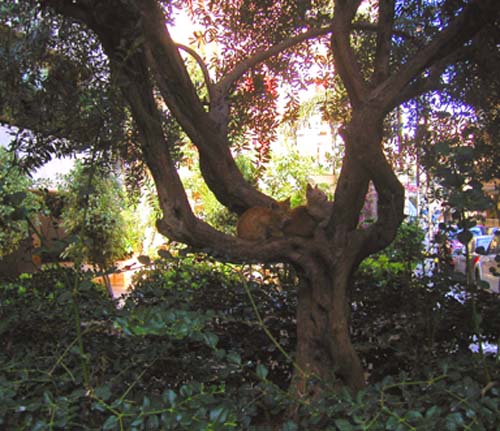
0;260;296;430
124;256;297;389
0;147;40;258
352;221;500;383
1;254;498;430
59;162;140;267
287;356;500;430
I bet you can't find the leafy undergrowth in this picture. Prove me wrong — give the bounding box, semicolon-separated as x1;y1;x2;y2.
1;259;499;430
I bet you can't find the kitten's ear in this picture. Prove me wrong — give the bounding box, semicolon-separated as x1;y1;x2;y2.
272;198;290;209
306;183;313;192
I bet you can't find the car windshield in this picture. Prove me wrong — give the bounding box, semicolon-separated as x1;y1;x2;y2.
475;236;493;250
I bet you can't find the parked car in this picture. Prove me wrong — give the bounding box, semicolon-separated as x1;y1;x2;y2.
448;226;488;254
475;233;500;293
451;235;494;275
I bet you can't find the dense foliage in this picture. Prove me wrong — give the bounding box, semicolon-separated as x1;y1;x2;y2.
58;162;141;267
1;227;499;429
0;147;40;258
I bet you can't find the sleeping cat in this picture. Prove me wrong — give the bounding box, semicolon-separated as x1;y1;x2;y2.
236;184;332;240
236;198;291;240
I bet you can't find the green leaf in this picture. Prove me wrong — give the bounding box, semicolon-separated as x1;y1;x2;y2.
425;405;441;418
131;417;144;427
226;352;242;365
43;391;54;405
282;420;298;431
180;385;193;397
165;389;177;407
445;412;464;431
94;384;112;401
405;410;424;422
256;364;268;380
146;414;160;430
203;332;219;348
103;415;119;430
32;421;48;431
334;418;353;431
386;415;399;430
210;406;229;423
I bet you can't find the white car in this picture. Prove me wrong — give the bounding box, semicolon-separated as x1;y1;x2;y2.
475;234;500;293
452;235;494;275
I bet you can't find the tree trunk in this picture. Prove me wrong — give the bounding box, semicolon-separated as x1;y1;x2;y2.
291;257;364;398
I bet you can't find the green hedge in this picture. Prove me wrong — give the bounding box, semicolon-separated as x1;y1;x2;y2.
1;257;499;430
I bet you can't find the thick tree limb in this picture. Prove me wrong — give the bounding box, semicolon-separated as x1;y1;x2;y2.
390;44;475;109
330;153;369;234
370;0;500;112
372;0;395;86
331;1;367;107
113;38;324;266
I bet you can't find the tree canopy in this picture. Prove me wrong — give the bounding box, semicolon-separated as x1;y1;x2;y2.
1;0;499;396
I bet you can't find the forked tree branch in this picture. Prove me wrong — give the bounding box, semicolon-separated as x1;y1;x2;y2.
369;0;500;112
175;19;417;110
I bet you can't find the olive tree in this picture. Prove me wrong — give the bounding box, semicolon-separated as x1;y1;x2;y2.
2;0;499;396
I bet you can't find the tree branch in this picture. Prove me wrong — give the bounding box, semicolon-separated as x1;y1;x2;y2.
372;0;395;86
132;0;275;212
176;43;215;103
214;24;335;98
369;0;500;112
211;18;416;103
331;0;367;108
390;44;474;109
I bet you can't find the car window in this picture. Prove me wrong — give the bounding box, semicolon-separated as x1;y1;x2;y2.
475;237;493;250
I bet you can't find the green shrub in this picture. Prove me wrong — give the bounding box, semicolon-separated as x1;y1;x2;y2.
0;261;295;430
352;220;500;383
125;256;297;388
285;356;500;430
1;256;499;430
59;162;140;267
357;221;425;286
0;147;40;258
